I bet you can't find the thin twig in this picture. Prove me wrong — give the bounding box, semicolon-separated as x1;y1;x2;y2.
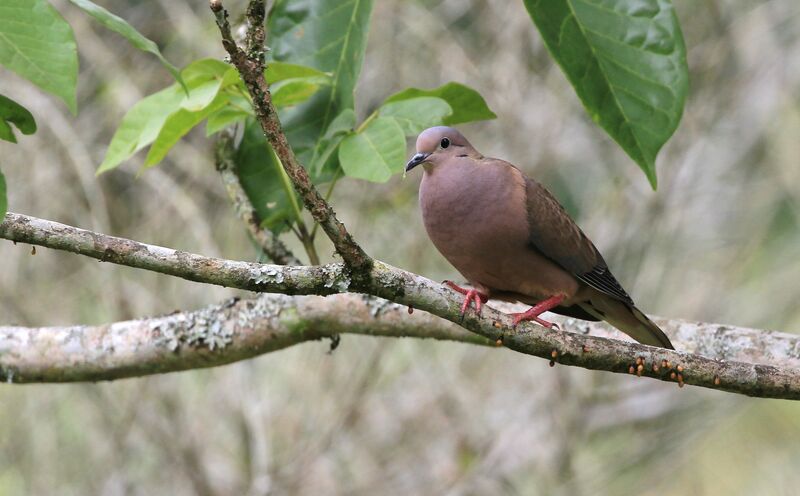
214;131;302;266
210;0;370;273
3;211;800;399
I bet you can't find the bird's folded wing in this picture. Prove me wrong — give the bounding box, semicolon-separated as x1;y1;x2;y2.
524;177;634;305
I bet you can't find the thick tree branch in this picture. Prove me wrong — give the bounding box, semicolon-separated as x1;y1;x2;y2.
210;0;371;273
2;212;800;399
214;132;302;266
0;293;492;383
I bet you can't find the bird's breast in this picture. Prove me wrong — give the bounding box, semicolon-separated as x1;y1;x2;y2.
417;160;580;301
421;163;519;232
419;162;530;283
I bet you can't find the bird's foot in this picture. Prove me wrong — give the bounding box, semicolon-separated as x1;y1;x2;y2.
510;295;566;330
443;280;488;315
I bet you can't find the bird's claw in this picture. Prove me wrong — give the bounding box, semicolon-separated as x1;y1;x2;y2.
461;289;485;315
511;312;557;329
509;295;566;330
442;280;487;316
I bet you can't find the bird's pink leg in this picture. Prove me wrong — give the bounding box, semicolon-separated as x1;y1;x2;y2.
511;295;566;329
443;280;488;315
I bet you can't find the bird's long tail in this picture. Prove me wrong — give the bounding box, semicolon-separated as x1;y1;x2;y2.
580;295;674;349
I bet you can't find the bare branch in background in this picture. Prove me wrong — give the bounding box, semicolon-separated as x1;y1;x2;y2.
210;0;371;272
214;131;302;266
2;212;800;399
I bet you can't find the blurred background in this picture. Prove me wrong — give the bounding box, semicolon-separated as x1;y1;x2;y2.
2;0;800;494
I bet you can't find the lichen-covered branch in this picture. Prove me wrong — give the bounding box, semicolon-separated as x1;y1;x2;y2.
2;211;800;399
214;132;302;266
209;0;371;273
0;293;492;383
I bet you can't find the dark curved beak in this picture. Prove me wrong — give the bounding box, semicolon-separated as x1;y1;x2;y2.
405;152;430;172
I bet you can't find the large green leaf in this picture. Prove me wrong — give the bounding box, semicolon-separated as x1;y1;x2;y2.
0;169;6;220
338;117;405;183
522;0;688;188
268;0;375;163
66;0;185;91
385;82;496;126
236;119;298;233
379;97;453;136
0;95;36;143
0;0;78;113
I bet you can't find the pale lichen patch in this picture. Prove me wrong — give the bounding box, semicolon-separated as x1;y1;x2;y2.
252;266;285;286
152;304;235;351
362;295;397;318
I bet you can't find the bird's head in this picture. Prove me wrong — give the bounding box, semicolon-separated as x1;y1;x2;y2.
405;126;476;173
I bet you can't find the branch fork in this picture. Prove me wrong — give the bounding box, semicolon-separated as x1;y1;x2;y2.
210;0;371;273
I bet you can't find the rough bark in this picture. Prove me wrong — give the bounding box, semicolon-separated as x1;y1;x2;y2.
3;212;800;399
0;294;491;383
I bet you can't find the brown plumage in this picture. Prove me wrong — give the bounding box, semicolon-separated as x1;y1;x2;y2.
405;126;673;349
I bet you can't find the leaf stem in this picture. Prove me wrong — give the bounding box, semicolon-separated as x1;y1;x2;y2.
298;225;320;265
356;111;377;133
268;145;320;265
268;145;304;225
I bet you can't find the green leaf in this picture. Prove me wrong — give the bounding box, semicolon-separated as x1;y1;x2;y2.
66;0;186;92
97;85;184;173
206;107;250;136
268;0;375;163
143;61;245;166
144;94;227;168
265;62;330;83
236;119;298;233
0;0;78;113
182;58;232;82
385;82;496;126
271;78;329;107
323;109;357;140
310;109;356;177
98;59;238;173
338;117;405;183
379;97;453;136
522;0;689;188
263;62;332;107
0;120;12;143
0;169;6;220
181;78;226;111
0;95;36;143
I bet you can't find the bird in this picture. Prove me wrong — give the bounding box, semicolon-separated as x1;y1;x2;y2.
405;126;674;349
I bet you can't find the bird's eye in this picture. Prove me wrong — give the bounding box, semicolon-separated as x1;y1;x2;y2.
440;137;450;149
